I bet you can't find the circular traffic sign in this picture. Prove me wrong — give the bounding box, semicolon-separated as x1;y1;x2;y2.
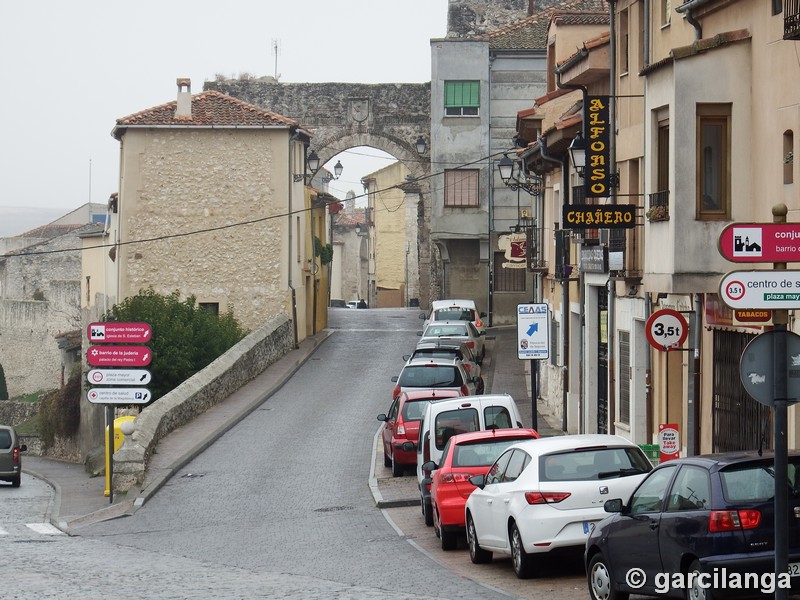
724;279;746;302
740;330;800;406
645;309;689;351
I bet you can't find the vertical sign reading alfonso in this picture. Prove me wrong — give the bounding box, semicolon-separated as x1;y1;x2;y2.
585;96;611;198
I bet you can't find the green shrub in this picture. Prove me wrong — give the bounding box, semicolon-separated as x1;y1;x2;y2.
102;288;248;404
39;367;81;449
0;364;7;400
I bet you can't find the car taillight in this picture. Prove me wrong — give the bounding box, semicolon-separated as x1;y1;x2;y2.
709;509;761;532
396;422;406;436
440;472;473;484
392;385;401;399
464;364;472;372
13;447;20;463
524;491;571;505
465;341;475;349
460;384;469;395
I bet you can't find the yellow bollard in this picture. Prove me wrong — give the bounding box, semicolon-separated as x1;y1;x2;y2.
105;416;136;497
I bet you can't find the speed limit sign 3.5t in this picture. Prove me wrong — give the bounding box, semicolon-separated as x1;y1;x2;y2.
646;309;689;351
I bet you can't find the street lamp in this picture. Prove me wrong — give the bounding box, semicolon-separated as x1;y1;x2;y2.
497;155;543;195
294;151;343;183
415;136;427;155
568;132;586;175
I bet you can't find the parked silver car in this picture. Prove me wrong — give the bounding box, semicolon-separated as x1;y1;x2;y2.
418;321;485;362
0;424;27;488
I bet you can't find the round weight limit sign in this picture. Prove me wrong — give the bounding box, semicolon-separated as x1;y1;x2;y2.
646;308;689;351
724;279;746;302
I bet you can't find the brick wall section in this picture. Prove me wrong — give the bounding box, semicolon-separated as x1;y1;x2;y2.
112;315;294;491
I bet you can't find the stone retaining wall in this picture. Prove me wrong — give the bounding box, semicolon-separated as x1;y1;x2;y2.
0;400;39;426
112;315;294;492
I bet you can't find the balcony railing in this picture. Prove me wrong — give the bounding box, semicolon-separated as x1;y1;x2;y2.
647;190;670;222
786;0;800;40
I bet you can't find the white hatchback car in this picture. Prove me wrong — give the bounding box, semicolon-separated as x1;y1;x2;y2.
464;434;652;579
418;321;485;363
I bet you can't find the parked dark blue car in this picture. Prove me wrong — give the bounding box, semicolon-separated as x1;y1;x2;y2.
585;451;800;600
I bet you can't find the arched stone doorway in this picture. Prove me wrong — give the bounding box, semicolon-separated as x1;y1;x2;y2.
205;78;434;307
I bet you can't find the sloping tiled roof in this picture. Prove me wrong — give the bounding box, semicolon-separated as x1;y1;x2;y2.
17;223;84;240
477;0;609;49
114;90;301;132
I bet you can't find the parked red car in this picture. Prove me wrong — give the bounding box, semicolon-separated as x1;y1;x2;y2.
377;389;463;477
426;428;540;550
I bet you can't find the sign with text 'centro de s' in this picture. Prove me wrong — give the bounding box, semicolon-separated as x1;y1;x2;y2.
719;270;800;309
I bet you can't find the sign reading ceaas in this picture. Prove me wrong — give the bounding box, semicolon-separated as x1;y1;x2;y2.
562;204;636;229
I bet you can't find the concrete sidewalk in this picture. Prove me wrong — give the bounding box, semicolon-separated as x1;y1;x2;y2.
24;323;564;532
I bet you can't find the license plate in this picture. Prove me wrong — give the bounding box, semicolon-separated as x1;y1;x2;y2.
789;562;800;577
583;521;595;535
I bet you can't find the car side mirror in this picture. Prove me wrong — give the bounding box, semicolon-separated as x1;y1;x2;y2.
480;312;487;318
419;313;426;320
422;460;437;472
377;414;387;422
417;331;423;336
403;354;410;361
469;474;486;489
391;376;399;383
604;498;624;513
19;444;27;452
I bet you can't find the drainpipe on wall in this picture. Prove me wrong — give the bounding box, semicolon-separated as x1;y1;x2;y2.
608;0;618;436
288;131;300;349
675;0;707;40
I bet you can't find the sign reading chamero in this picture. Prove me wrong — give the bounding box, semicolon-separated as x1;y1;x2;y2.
585;95;611;198
563;204;636;229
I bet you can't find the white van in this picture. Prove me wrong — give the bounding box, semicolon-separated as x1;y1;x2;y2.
409;394;523;525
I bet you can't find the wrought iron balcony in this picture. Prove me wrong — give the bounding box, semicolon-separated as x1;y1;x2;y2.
647;190;670;222
786;0;800;40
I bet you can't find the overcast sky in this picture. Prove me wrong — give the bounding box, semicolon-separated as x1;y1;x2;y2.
0;1;448;231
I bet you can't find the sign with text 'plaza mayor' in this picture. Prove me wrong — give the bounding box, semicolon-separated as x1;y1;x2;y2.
719;270;800;310
718;223;800;263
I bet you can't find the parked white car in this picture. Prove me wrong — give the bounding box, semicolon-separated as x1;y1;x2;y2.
418;321;485;363
464;434;652;579
411;393;523;526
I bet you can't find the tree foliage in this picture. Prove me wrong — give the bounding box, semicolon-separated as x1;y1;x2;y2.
39;366;81;448
103;289;248;403
0;363;8;400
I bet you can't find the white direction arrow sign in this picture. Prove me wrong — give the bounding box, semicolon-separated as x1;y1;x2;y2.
720;270;800;309
516;303;549;360
87;369;151;385
87;387;151;404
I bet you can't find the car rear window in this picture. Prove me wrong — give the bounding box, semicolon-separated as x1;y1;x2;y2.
0;430;11;450
435;409;479;449
539;447;652;481
414;349;460;361
485;406;513;429
454;438;529;467
402;399;433;421
720;461;800;503
398;365;463;388
426;324;469;337
435;308;473;322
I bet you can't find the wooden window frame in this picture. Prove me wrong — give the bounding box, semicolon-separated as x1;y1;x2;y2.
444;169;480;208
696;104;731;220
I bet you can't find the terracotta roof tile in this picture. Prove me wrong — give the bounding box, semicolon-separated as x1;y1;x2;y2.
115;90;301;130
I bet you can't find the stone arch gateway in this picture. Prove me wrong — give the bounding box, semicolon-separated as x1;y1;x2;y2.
204;79;435;308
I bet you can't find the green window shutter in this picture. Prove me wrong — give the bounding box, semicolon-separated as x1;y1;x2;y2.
445;81;480;108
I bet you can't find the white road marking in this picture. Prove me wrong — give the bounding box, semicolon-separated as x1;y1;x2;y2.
26;522;65;535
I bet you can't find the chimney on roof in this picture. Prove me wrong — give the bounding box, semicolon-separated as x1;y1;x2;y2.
176;78;192;118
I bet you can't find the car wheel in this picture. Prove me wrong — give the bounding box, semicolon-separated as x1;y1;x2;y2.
466;513;492;564
383;451;391;468
588;552;628;600
422;496;434;526
391;453;404;477
477;377;485;395
11;474;20;488
510;522;536;579
440;526;458;551
686;560;713;600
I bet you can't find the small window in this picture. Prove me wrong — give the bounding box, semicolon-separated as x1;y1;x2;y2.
696;104;731;220
485;406;513;429
445;80;480;116
444;169;479;207
0;430;11;450
661;0;671;25
199;302;219;316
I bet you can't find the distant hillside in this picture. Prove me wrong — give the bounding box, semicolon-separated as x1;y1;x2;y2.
0;207;66;238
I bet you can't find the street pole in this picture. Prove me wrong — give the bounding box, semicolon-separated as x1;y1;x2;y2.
773;204;789;600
